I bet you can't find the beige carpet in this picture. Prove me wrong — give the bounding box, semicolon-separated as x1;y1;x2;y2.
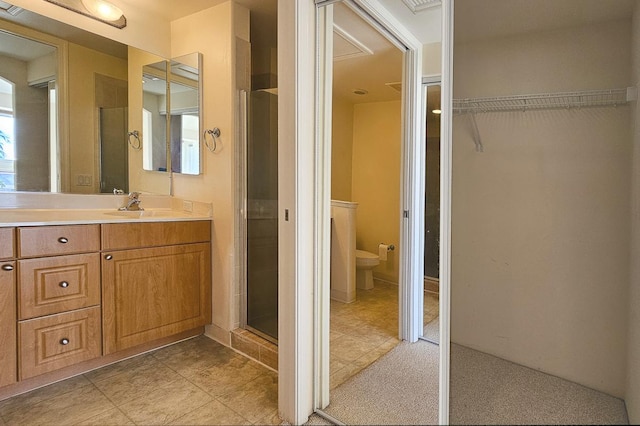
320;340;440;425
450;344;629;425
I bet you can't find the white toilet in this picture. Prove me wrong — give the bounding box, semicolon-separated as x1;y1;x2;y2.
355;249;380;290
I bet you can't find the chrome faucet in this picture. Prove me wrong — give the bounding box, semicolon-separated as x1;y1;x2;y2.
119;192;144;211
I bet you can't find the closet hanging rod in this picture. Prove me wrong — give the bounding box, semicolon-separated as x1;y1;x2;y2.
453;87;637;114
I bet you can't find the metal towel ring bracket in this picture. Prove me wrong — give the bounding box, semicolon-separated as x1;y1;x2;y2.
127;130;141;150
204;128;221;153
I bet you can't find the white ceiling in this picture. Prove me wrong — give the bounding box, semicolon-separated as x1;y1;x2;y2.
378;0;442;44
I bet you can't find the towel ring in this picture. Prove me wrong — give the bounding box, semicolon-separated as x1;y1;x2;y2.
127;130;141;150
204;128;221;153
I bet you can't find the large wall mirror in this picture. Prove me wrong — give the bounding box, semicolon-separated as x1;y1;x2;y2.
141;52;202;176
0;8;200;195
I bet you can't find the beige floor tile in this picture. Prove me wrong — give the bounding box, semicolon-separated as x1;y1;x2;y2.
84;353;154;384
185;356;264;397
252;409;281;425
75;407;133;425
118;378;212;425
330;333;384;364
169;399;249;425
0;375;94;417
217;372;278;424
2;384;115;426
154;339;238;377
0;413;5;426
91;355;182;406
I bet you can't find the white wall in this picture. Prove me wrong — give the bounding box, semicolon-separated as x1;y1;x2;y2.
627;3;640;422
452;19;631;397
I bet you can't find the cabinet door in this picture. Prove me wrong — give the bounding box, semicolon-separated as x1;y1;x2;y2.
0;261;16;387
102;243;211;354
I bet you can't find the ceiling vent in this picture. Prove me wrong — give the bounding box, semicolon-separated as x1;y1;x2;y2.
401;0;441;14
333;24;373;62
385;82;402;93
0;1;23;16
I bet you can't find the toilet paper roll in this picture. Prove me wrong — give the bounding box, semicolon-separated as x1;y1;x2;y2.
378;244;389;261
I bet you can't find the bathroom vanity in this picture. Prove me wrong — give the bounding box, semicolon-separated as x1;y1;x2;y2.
0;207;212;400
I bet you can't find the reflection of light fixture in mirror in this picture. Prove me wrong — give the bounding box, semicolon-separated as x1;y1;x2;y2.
432;109;442;114
45;0;126;29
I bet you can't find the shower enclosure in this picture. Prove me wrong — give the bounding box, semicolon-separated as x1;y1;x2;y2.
243;89;278;342
99;106;128;193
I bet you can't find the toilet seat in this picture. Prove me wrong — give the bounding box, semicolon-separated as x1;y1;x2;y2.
356;249;380;267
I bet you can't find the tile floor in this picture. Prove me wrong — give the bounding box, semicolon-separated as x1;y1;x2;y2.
0;336;279;426
0;283;439;426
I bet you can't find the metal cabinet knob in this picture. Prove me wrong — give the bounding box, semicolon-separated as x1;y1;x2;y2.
1;264;13;271
104;254;113;260
59;281;69;288
58;237;68;244
60;338;70;345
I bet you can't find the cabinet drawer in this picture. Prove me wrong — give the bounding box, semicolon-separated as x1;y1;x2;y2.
101;220;211;250
19;306;101;380
0;261;16;387
0;228;15;260
18;225;100;258
18;253;100;320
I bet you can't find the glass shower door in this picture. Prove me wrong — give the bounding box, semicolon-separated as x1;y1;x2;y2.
245;89;278;342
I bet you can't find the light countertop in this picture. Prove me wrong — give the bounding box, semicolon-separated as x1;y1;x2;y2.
0;208;212;227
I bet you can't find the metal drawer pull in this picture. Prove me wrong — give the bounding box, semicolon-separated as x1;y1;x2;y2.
60;338;70;345
1;265;13;271
58;237;68;244
104;254;113;260
59;281;69;288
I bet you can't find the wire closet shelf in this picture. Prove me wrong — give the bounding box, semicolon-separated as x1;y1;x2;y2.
453;87;636;114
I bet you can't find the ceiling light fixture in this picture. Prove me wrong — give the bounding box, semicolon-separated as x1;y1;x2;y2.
81;0;123;21
432;109;442;114
353;89;368;96
45;0;126;29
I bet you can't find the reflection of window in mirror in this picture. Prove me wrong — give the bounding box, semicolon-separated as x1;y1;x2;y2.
142;108;152;170
0;30;56;192
0;77;15;191
48;83;59;192
180;114;199;174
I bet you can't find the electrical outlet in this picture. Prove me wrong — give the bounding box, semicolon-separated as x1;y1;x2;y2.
75;174;92;186
182;200;193;212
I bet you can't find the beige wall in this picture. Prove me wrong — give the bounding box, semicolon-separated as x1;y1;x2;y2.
331;96;354;201
423;42;441;77
68;43;127;194
170;2;250;343
452;20;631;397
627;3;640;423
352;100;401;283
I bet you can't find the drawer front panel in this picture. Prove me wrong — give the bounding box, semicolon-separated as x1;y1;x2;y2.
101;221;211;250
19;306;101;380
18;225;100;258
0;228;15;260
18;253;100;320
0;261;16;387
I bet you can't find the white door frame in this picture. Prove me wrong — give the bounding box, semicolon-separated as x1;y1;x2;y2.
313;0;424;411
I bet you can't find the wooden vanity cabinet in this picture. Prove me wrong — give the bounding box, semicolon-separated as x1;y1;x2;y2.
0;227;16;387
101;221;211;354
16;224;102;381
